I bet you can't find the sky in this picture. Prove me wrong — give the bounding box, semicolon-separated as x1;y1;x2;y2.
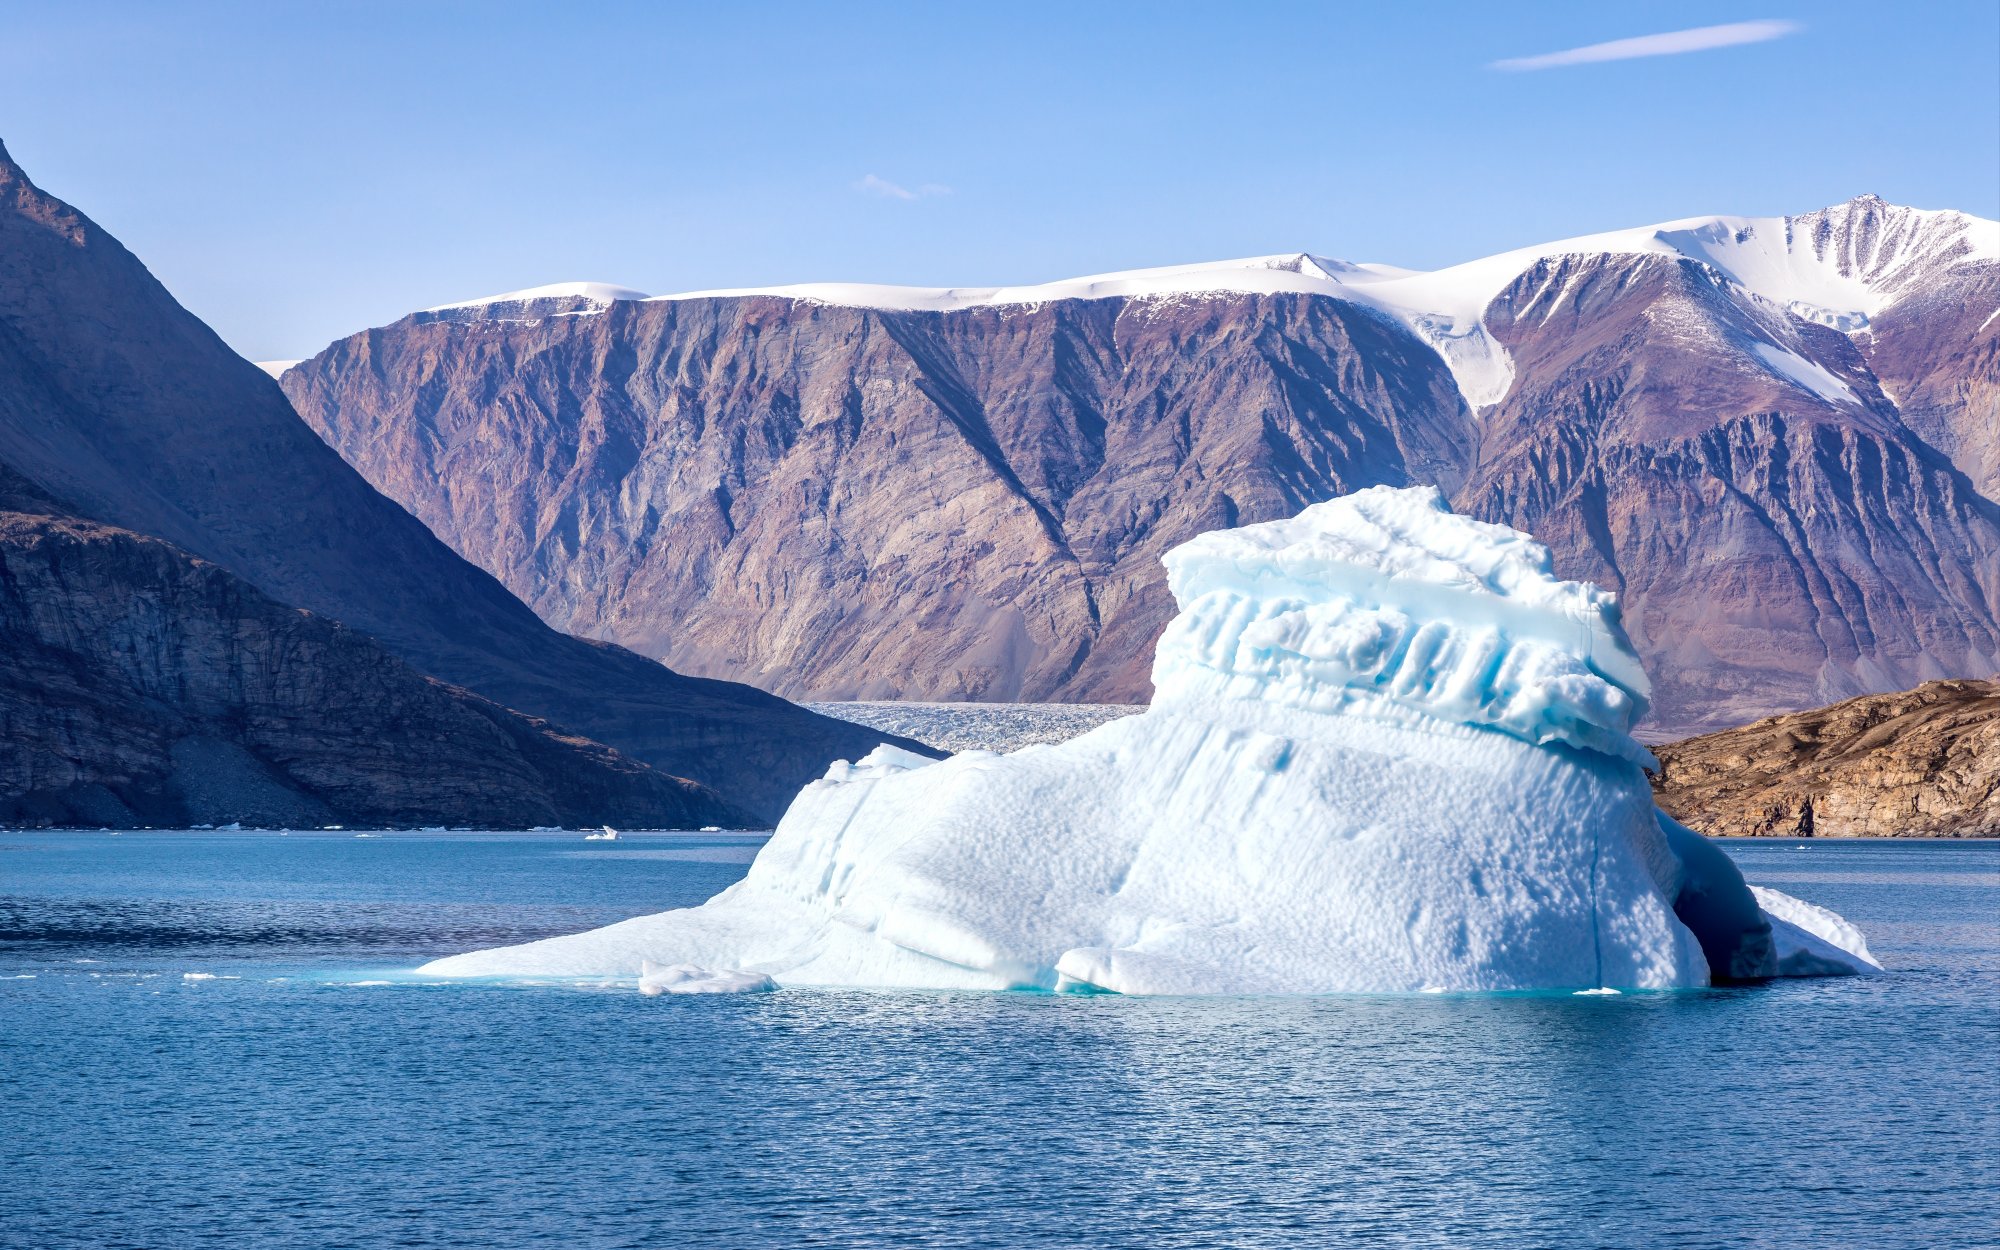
1;1;1995;361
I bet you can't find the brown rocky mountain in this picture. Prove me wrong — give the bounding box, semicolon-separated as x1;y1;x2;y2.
0;140;908;824
280;198;2000;735
1652;679;1999;837
284;293;1470;705
1461;251;2000;732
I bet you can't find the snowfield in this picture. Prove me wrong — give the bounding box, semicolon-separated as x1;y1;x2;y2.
419;197;1998;410
423;487;1879;994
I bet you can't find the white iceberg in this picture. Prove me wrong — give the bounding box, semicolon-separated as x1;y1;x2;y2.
422;486;1877;993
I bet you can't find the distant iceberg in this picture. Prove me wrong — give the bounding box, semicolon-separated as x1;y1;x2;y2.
422;486;1877;993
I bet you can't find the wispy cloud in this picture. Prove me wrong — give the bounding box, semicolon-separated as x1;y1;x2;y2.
854;174;952;201
1491;19;1801;72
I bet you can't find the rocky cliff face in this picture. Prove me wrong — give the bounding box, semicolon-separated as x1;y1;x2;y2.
280;198;2000;734
0;140;907;823
0;471;729;828
286;294;1469;703
1652;679;1999;837
1461;252;2000;733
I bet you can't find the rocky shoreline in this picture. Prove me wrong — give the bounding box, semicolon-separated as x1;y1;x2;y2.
1652;679;1999;837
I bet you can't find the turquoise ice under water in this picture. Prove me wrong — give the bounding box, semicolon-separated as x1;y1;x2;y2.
0;831;1993;1249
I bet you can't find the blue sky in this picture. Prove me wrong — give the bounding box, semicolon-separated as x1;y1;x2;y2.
2;1;1994;361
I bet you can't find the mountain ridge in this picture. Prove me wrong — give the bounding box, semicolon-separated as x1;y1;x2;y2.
356;195;1998;413
279;196;2000;736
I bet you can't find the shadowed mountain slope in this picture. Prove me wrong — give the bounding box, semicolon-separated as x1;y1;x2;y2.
0;468;728;828
0;141;907;822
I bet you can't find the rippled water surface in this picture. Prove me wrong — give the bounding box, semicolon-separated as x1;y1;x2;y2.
2;832;1994;1249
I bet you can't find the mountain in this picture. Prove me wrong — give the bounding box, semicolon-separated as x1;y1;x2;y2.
1652;679;1999;837
0;140;906;824
0;468;724;828
278;198;2000;735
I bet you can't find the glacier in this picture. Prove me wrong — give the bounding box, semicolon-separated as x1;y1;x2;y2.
421;486;1878;993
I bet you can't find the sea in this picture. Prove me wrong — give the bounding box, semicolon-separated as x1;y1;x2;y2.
1;830;1993;1249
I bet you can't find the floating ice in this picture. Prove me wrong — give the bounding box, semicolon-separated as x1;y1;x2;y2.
422;486;1878;993
637;962;777;996
1751;886;1883;976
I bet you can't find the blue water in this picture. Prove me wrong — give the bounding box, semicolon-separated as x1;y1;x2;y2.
1;832;1994;1249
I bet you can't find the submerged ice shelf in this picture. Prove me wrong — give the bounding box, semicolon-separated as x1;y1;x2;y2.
422;487;1878;993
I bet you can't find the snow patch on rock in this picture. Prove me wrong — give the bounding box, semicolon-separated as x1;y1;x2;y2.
1749;342;1860;406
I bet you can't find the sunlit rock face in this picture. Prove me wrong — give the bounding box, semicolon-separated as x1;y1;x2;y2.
424;488;1878;993
286;198;2000;735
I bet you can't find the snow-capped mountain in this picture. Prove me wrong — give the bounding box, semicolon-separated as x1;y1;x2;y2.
277;197;2000;734
407;195;1996;411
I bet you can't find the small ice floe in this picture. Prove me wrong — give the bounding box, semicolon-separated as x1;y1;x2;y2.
216;822;242;832
699;826;723;833
1751;886;1883;975
1574;987;1622;997
637;960;776;996
343;980;393;987
530;826;561;832
352;833;380;839
584;826;619;841
2;974;36;980
182;972;216;981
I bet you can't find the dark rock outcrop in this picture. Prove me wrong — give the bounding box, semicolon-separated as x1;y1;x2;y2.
0;472;730;828
0;140;908;823
1652;679;2000;837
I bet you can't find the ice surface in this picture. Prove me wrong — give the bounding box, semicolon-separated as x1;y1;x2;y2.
637;962;777;995
1751;886;1882;976
422;487;1878;994
806;701;1143;754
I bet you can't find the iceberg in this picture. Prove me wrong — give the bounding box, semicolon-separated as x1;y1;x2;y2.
422;486;1877;993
